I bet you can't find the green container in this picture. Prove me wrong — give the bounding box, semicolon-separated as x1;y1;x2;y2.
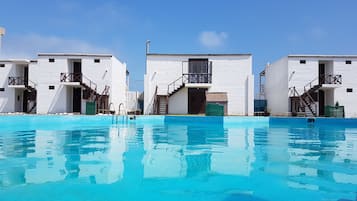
206;103;224;116
86;101;96;115
325;106;344;117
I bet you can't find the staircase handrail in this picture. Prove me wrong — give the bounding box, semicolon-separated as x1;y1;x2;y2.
304;74;342;92
8;76;37;89
167;74;187;95
289;86;317;117
303;76;319;92
60;72;98;92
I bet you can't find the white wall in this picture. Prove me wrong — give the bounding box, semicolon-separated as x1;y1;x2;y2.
126;91;140;113
168;87;188;114
32;55;127;114
144;56;184;114
265;57;289;115
288;58;318;95
144;54;253;115
208;55;253;115
333;59;357;117
0;62;15;112
110;57;127;114
32;56;70;113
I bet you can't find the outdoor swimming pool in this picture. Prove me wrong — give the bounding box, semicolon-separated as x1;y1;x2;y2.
0;115;356;201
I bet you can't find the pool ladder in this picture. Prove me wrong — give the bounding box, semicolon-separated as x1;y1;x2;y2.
111;103;129;124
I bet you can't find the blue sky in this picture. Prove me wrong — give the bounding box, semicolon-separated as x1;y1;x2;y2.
1;0;357;95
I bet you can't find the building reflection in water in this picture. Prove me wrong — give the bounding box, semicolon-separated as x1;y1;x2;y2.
0;122;356;196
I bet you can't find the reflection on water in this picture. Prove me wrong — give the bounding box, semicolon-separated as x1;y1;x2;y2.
0;122;356;200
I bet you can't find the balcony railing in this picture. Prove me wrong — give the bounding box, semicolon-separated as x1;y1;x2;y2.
184;73;212;84
8;76;26;85
304;74;342;92
323;74;342;85
60;72;97;93
60;73;82;82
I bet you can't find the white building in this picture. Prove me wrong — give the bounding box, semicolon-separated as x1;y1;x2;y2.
264;55;357;117
0;59;37;113
144;53;254;115
0;53;128;114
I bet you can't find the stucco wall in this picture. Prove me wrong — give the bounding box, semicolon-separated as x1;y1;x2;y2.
333;59;357;117
0;62;16;112
265;57;288;115
144;54;253;115
168;87;188;114
32;55;126;114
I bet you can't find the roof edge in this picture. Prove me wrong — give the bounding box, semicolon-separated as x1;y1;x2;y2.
38;53;113;57
146;53;252;57
288;54;357;59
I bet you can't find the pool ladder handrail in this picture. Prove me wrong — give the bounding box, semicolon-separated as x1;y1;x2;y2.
114;103;128;124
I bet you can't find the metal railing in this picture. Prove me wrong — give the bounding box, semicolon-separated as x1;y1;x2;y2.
185;73;212;84
8;76;37;88
304;74;342;92
167;73;212;95
8;76;25;85
60;72;97;92
289;86;317;117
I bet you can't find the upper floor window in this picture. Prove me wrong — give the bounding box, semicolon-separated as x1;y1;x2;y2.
188;59;211;83
0;64;5;67
346;60;352;64
300;60;306;64
0;88;4;92
94;59;100;63
49;58;55;63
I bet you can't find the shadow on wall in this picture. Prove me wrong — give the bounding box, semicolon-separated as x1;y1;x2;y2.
48;85;67;113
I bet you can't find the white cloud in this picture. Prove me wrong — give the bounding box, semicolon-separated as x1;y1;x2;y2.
1;33;111;59
198;31;228;48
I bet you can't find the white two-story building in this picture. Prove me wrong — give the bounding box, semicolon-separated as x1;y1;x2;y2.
144;53;254;115
0;53;128;114
0;59;37;113
264;55;357;117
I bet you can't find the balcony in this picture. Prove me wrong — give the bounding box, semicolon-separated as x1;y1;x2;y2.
60;73;82;86
184;73;212;88
8;76;27;88
320;74;342;90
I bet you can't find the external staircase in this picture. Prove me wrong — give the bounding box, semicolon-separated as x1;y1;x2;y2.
60;73;110;113
290;74;342;117
8;76;37;113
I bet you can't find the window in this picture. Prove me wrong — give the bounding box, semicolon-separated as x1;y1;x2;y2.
188;59;211;83
346;60;352;64
347;88;353;93
0;88;4;92
0;64;5;67
49;85;55;90
94;59;100;63
300;60;306;64
49;58;55;63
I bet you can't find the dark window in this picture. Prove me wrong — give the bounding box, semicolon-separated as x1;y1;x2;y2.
49;58;55;63
94;59;100;63
300;60;306;64
347;88;353;92
0;88;4;92
346;60;352;64
188;59;211;83
0;64;5;67
49;85;55;90
17;96;20;101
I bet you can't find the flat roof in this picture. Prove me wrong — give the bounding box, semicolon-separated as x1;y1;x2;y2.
38;53;113;57
0;59;32;64
288;54;357;59
147;53;251;57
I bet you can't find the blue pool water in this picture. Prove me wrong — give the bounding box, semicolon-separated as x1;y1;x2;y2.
0;115;356;201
